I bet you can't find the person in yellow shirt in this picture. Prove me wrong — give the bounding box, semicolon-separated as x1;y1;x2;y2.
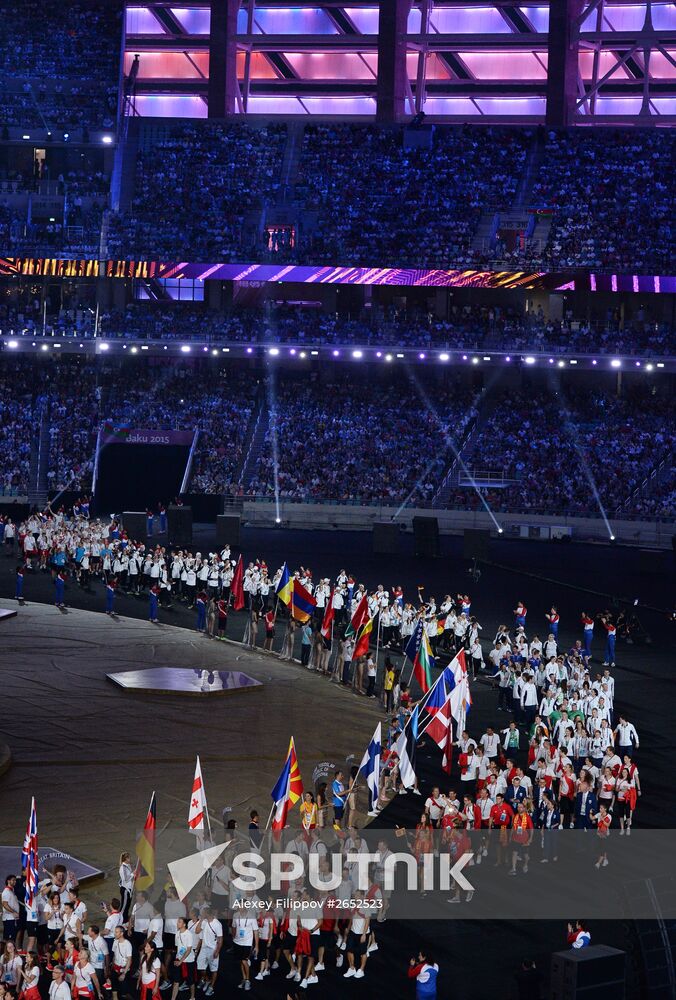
383;659;396;713
300;792;318;833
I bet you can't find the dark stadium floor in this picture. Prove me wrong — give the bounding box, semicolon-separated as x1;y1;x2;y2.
0;528;673;998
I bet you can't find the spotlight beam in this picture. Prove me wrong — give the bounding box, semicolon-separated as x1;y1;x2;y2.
549;375;615;540
264;370;281;524
393;368;502;533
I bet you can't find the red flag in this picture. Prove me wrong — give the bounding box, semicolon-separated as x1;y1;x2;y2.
425;694;451;749
231;555;245;611
442;707;453;775
320;592;334;643
347;593;369;636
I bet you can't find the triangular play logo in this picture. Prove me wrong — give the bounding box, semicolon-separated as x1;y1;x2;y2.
167;840;232;899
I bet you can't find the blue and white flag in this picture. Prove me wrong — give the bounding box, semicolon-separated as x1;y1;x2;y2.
358;723;381;816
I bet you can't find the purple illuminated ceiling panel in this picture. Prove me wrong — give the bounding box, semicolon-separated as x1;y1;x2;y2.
2;259;673;293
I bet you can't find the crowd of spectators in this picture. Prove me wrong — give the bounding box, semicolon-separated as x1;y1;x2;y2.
0;368;34;493
530;129;675;272
88;302;676;357
107;123;287;260
0;1;121;129
0;297;672;357
103;368;259;492
0;360;672;516
296;124;532;266
247;376;478;504
448;387;675;516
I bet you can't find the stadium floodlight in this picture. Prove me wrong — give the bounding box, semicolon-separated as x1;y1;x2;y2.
311;350;318;356
611;359;621;368
385;353;393;362
222;347;229;352
498;527;504;534
570;359;577;365
657;362;665;368
505;356;511;362
299;351;306;358
396;353;404;358
525;356;536;365
471;357;479;365
439;353;449;362
376;351;382;358
99;342;109;351
332;349;340;357
352;350;363;359
131;347;138;354
22;134;30;140
557;360;565;368
548;358;554;364
591;359;597;365
289;348;296;355
645;363;654;371
246;347;253;354
211;349;218;356
181;345;191;353
40;344;48;351
462;354;468;360
7;340;18;349
483;356;491;362
102;135;113;144
419;353;426;360
269;347;279;356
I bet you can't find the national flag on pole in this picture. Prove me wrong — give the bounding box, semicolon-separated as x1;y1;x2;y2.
423;674;448;715
188;756;208;833
290;579;316;624
320;593;334;647
270;738;304;831
345;593;369;637
405;619;434;693
231;555;245;611
357;723;381;815
134;792;156;891
352;616;375;659
426;694;454;775
275;562;292;606
392;705;418;789
23;798;38;907
450;649;472;733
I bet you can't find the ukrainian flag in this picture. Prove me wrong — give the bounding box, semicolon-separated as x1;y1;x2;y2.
275;562;292;606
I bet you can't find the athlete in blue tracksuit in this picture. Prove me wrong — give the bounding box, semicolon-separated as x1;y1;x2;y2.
408;953;439;999
105;579;117;615
601;617;616;665
15;567;24;601
545;606;559;640
54;571;65;607
196;590;207;631
149;585;159;623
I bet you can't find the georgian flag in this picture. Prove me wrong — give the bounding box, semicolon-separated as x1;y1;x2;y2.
188;756;208;841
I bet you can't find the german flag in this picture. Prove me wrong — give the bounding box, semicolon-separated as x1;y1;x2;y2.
134;792;156;891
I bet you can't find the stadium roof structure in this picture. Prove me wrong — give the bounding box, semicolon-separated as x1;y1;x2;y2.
123;1;676;123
